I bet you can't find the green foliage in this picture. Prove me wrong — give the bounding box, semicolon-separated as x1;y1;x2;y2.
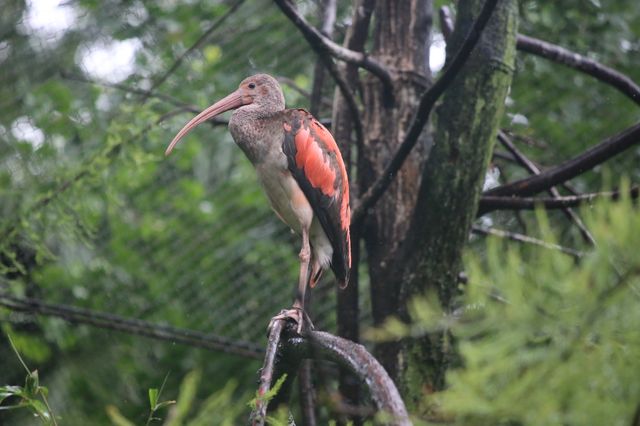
434;190;640;425
0;334;57;425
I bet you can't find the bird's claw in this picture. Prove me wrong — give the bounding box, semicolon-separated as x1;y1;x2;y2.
268;307;314;335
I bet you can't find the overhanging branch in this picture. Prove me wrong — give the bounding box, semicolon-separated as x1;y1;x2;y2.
439;6;640;106
484;122;640;198
351;0;500;225
517;35;640;106
272;0;394;100
496;131;595;245
478;186;639;214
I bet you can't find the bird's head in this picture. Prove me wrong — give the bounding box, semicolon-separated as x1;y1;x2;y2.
165;74;285;156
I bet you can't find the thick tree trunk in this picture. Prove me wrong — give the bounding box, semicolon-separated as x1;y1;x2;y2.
360;0;432;379
398;0;518;408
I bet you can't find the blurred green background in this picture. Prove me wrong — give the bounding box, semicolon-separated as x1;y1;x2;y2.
1;0;638;424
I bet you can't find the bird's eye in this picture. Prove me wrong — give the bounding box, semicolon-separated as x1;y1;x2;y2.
248;83;256;89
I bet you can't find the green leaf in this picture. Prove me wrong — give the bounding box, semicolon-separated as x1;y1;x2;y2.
148;388;158;410
24;370;39;397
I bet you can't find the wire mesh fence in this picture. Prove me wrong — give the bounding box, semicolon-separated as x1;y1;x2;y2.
0;0;372;422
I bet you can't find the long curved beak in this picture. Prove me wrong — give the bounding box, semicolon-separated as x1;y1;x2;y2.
165;89;249;156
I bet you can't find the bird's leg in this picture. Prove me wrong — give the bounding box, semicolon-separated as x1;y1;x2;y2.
268;227;314;334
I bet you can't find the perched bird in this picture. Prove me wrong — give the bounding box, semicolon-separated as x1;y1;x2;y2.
165;74;351;333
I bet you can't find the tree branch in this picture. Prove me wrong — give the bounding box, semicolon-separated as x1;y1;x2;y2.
484;122;640;198
351;0;500;225
250;318;410;424
144;0;246;98
497;131;596;245
471;226;583;258
517;35;640;106
61;71;231;129
272;0;394;101
439;6;640;106
478;186;639;213
0;293;263;358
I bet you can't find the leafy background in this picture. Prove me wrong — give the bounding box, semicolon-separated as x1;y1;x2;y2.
1;0;639;424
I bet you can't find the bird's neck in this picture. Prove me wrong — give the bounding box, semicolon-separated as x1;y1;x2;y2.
229;107;285;164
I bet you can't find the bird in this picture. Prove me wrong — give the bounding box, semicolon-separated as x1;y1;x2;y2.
165;73;351;333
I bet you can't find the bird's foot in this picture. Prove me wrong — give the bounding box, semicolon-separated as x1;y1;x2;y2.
268;307;314;335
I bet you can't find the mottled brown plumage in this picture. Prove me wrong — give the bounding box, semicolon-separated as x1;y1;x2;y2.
165;74;351;333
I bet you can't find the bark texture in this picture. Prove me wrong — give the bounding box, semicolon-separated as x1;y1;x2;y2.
398;0;518;408
360;0;433;378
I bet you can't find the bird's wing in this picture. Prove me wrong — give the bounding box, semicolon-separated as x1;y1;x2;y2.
282;109;351;287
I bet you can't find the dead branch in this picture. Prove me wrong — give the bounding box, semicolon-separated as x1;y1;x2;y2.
497;131;595;245
471;226;583;258
439;6;640;106
351;0;500;225
478;186;639;213
272;0;394;100
249;318;410;425
517;34;640;106
484;122;640;198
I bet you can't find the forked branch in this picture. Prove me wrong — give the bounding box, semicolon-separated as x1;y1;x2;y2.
250;318;409;425
484;122;640;198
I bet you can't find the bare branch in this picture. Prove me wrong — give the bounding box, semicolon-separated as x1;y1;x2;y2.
250;318;410;424
351;0;500;225
484;122;640;198
144;0;246;97
478;186;639;213
250;319;285;426
517;35;640;106
471;226;583;258
0;293;263;358
497;131;595;245
440;6;640;106
272;0;394;100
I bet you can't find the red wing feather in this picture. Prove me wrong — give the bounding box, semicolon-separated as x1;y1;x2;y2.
282;109;351;287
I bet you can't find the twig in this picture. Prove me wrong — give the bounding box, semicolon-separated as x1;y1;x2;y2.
439;6;640;106
497;131;596;245
478;186;639;213
60;71;229;126
251;319;285;426
144;0;246;98
272;0;394;101
351;0;500;225
471;226;583;258
517;34;640;106
484;122;640;198
0;293;263;359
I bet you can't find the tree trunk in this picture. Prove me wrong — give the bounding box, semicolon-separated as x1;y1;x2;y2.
398;0;518;408
360;0;433;379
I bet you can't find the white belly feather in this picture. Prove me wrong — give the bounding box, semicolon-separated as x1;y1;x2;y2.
254;159;333;269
